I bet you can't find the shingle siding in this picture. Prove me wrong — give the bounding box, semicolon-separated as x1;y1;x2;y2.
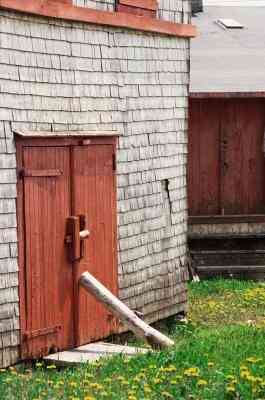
0;1;190;367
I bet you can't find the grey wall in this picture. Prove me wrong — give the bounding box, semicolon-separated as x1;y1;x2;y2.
0;1;190;367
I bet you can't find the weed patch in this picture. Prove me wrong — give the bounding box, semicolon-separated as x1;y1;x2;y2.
1;279;265;399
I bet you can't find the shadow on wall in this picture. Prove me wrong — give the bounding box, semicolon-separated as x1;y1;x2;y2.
191;0;203;14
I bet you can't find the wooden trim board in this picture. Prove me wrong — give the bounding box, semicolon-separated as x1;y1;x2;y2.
189;215;265;225
0;0;197;37
190;92;265;99
14;130;120;137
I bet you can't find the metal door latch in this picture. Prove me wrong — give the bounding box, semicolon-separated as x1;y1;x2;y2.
65;215;90;262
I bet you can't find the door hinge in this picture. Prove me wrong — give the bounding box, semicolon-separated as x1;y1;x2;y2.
18;168;62;178
23;325;62;341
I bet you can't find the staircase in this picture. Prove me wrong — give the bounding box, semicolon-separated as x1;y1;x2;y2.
188;233;265;280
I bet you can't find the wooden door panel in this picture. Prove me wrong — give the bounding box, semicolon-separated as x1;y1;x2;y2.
189;98;265;217
188;99;221;215
72;144;117;344
22;146;73;357
222;99;265;214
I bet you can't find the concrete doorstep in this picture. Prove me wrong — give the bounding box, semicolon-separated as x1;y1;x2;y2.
44;342;149;366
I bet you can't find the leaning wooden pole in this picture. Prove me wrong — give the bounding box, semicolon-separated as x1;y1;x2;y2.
79;271;174;349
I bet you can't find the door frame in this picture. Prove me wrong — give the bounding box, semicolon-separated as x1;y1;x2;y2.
16;134;118;358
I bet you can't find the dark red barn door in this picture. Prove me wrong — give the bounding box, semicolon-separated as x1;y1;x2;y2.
17;137;117;359
188;98;265;217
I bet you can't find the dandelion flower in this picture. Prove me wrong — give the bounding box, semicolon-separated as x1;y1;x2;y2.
184;367;200;377
197;379;208;387
46;364;56;370
226;385;236;394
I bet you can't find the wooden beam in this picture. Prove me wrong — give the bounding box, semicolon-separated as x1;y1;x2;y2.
189;214;265;225
79;271;175;349
0;0;197;38
190;92;265;99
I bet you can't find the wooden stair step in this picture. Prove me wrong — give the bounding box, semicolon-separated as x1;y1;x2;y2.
197;265;265;272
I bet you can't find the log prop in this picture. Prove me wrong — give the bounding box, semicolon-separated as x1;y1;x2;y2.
79;271;174;349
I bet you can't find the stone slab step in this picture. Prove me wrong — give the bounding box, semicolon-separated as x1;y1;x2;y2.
44;342;149;366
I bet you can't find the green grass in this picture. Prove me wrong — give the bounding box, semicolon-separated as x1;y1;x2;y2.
1;279;265;399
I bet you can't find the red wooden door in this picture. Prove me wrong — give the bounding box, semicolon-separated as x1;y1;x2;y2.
72;145;117;344
188;98;265;216
18;138;117;359
20;146;74;358
188;99;222;215
221;99;265;214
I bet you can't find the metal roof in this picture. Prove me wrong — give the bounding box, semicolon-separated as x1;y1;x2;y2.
190;6;265;94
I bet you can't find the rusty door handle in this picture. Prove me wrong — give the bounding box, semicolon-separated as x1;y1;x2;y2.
65;215;89;262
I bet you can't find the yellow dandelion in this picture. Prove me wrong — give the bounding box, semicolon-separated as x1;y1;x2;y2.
226;385;236;394
226;374;236;380
240;365;249;371
246;357;262;364
197;379;208;387
46;364;56;370
240;371;250;379
36;362;43;368
184;367;200;377
144;384;152;394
